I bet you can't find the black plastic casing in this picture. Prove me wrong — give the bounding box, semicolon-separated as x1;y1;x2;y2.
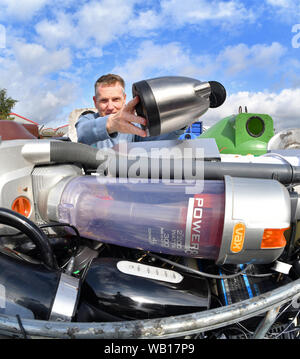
76;257;210;322
0;251;60;320
132;80;161;137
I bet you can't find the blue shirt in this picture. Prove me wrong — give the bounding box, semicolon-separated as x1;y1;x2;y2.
76;112;186;149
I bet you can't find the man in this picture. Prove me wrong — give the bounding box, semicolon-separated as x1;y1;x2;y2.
76;74;185;148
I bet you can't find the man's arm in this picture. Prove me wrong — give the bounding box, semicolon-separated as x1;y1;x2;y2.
76;97;147;146
134;127;187;142
76;113;115;145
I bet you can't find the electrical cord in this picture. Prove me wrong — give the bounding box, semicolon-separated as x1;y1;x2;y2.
39;222;81;256
236;322;254;335
39;222;80;237
0;220;82;271
246;272;274;277
220;263;274;278
272;310;300;339
274;301;294;322
0;208;57;270
148;252;250;279
272;326;300;336
149;253;276;279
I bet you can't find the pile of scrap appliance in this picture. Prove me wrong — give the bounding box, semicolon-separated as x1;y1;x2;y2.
0;76;300;339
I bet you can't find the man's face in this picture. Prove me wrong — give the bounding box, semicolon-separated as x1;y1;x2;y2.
93;82;126;117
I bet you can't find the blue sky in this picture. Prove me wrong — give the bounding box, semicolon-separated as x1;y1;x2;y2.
0;0;300;131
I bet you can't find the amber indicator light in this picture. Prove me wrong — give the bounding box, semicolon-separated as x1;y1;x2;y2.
11;196;31;218
261;228;289;249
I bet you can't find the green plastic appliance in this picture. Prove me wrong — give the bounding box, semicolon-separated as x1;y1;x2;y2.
199;112;274;155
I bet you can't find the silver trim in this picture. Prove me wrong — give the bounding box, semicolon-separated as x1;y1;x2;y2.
21;141;51;164
185;198;194;250
49;273;80;322
217;176;291;265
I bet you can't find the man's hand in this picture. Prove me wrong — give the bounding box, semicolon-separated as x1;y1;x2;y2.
106;96;147;137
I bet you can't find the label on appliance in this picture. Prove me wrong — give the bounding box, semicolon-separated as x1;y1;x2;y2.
184;195;205;255
230;223;246;253
116;261;184;283
147;226;185;251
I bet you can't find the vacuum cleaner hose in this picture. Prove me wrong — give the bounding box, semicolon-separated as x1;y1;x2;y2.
25;140;300;185
107;152;300;185
203;161;300;184
50;141;100;169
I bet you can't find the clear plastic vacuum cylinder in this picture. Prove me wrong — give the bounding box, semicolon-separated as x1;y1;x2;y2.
51;176;291;264
55;177;225;261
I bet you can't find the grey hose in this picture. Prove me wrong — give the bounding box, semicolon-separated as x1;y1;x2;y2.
109;154;300;184
21;140;300;184
49;141;100;169
50;141;300;184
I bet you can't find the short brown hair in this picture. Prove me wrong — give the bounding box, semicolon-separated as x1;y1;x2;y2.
94;74;125;96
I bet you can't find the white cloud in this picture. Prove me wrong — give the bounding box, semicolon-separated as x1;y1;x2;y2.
13;41;72;75
34;0;257;53
127;10;162;35
13;81;77;125
0;59;77;125
265;0;300;21
203;88;300;131
0;0;48;21
0;36;76;125
74;0;136;47
35;0;145;50
112;41;205;87
112;40;289;92
35;13;76;49
160;0;256;25
266;0;294;8
217;42;287;75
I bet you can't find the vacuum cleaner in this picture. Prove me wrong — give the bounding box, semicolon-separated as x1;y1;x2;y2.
0;76;300;339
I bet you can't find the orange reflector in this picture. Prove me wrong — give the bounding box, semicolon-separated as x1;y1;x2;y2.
261;228;289;249
11;196;31;218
